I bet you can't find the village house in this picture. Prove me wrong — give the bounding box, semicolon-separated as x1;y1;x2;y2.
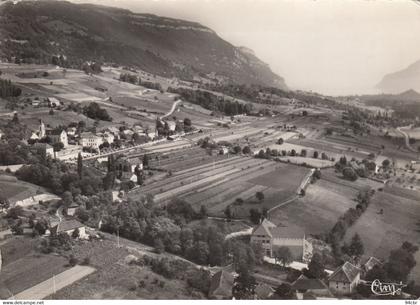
250;219;313;262
80;132;103;149
122;129;134;137
167;121;176;132
66;202;79;217
105;126;120;137
133;125;144;134
328;261;361;295
49;129;68;148
147;130;156;140
31;99;40;107
67;127;77;137
219;147;229;155
51;219;87;239
291;275;332;299
102;132;115;144
31;142;54;158
116;157;143;173
208;270;234;300
47;97;62;108
362;256;382;273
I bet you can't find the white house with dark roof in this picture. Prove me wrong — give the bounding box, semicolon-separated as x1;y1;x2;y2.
51;219;87;239
328;261;361;295
66;202;79;217
250;219;313;262
49;129;68;148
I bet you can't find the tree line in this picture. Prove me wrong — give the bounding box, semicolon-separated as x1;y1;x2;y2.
167;87;253;116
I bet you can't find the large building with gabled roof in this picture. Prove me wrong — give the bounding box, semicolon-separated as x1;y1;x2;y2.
250;219;313;262
328;261;361;295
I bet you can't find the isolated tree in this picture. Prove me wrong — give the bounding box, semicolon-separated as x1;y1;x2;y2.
300;149;307;157
68;255;78;266
242;146;251;155
233;265;257;299
11;112;19;124
183;118;192;129
233;145;242;154
107;154;116;172
277;138;284;145
142;154;149;168
306;253;326;279
290;149;296;156
249;208;262;224
343;167;358;181
382;159;391;168
224;205;233;220
199;205;208;218
256;191;264;202
274;246;293;267
348;233;364;257
77;152;83;179
72;228;80;239
33;218;48;236
313;169;321;180
313;151;319;159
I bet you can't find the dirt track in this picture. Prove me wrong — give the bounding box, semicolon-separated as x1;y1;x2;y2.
11;265;96;300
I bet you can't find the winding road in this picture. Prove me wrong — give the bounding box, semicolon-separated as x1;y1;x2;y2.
396;126;417;153
160;99;182;119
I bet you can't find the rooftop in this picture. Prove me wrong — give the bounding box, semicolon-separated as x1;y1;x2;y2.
329;262;360;283
208;270;234;299
292;275;329;291
55;219;84;232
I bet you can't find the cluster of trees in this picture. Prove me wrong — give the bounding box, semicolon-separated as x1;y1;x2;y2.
83;102;112;121
328;190;373;258
0;79;22;98
167;87;253;116
94;197;233;266
0;139;37;165
16;157;102;196
343;108;372;135
335;156;357;181
119;73;162;91
81;62;102;75
156;120;173;137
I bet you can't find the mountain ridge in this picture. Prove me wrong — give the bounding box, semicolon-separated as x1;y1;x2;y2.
0;0;287;89
377;59;420;93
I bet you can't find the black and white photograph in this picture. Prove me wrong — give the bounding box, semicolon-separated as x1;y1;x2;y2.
0;0;419;303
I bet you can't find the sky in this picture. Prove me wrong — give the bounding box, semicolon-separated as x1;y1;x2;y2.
71;0;420;95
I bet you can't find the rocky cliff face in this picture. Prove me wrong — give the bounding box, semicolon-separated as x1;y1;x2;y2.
0;0;287;89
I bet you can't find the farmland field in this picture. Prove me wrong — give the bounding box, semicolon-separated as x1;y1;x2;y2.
0;237;69;298
268;178;366;235
0;177;46;204
344;186;420;283
131;151;311;218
